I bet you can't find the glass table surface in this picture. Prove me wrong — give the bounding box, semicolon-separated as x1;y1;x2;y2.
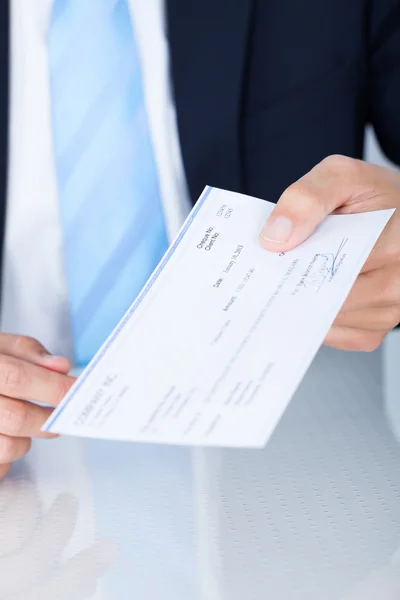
1;336;400;600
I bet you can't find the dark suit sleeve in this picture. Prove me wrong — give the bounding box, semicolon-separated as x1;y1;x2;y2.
367;0;400;165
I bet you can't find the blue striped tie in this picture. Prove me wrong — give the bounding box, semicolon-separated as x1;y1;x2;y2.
49;0;168;366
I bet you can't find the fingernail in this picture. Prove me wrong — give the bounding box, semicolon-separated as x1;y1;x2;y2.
261;216;293;243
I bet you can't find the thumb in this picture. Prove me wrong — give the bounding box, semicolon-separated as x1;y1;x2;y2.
259;155;367;252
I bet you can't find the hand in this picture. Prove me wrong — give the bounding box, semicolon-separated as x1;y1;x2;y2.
0;335;75;479
0;475;116;599
260;155;400;351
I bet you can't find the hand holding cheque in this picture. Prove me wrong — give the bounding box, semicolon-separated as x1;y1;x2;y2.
0;337;74;478
0;155;398;475
261;155;400;351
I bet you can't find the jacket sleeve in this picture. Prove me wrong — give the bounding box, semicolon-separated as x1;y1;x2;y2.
367;0;400;166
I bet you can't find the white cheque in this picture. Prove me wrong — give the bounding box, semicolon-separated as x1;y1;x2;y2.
43;187;394;448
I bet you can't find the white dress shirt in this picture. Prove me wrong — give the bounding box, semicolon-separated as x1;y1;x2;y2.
1;0;191;360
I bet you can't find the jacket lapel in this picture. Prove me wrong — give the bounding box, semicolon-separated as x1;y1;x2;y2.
167;0;253;203
0;0;9;267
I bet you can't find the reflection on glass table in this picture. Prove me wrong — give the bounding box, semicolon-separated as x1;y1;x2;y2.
0;463;116;599
1;342;400;599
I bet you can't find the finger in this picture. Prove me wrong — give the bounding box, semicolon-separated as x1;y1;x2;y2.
259;156;391;251
0;355;75;406
0;396;57;438
0;434;31;464
0;463;10;479
361;211;400;272
324;326;385;352
0;334;71;374
334;306;400;332
340;267;400;312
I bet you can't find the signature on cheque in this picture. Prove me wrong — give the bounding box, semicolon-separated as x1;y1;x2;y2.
293;237;348;294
